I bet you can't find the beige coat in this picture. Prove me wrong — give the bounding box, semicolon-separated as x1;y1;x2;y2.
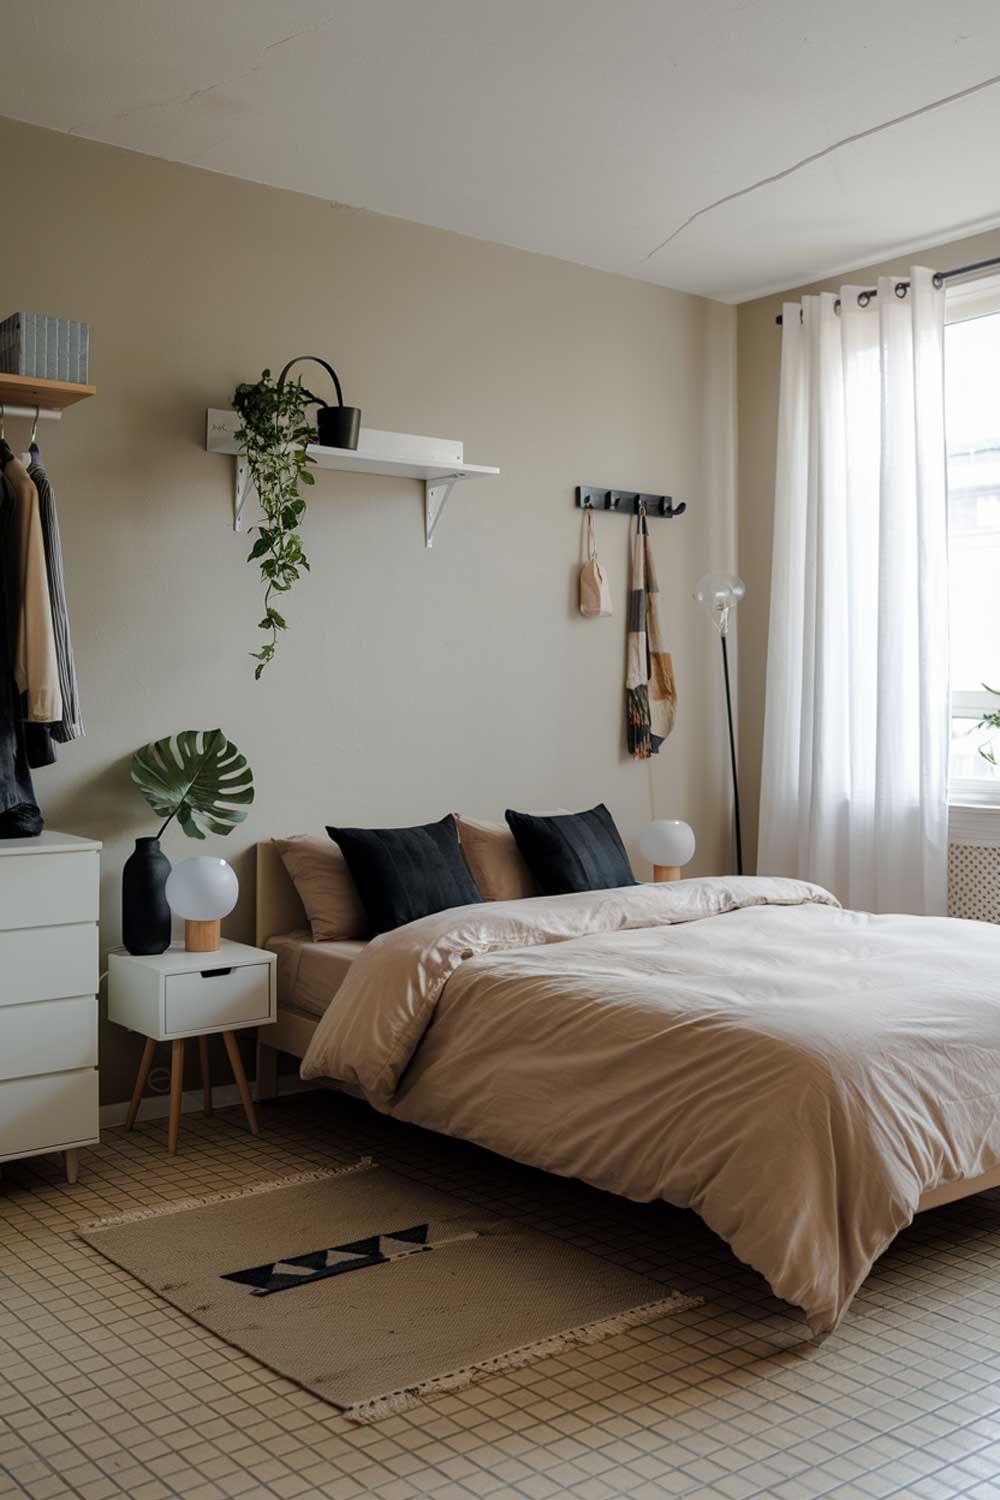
3;453;62;723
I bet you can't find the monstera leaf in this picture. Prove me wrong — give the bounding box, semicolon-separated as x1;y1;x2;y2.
131;729;254;840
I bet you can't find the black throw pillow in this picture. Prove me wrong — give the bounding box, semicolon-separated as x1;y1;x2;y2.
327;814;483;936
504;804;636;895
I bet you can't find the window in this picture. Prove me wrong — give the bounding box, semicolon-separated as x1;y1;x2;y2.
946;278;1000;804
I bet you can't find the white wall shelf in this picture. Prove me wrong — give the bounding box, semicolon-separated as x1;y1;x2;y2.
206;409;499;547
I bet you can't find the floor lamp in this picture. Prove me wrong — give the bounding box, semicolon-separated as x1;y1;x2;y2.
694;572;746;876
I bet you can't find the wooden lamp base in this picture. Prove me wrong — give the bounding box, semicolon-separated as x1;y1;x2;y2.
653;865;681;883
185;918;221;953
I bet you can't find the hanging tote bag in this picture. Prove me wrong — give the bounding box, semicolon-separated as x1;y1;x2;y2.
579;510;613;617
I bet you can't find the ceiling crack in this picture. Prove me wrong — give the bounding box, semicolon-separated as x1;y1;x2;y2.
66;6;343;139
642;67;1000;264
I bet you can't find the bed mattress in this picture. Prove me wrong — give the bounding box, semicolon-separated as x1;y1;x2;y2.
266;930;367;1017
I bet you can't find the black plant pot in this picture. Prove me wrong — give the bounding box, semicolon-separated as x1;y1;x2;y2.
316;403;361;450
122;837;172;955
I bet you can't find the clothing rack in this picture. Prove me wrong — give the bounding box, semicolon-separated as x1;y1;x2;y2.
774;253;1000;326
0;405;62;423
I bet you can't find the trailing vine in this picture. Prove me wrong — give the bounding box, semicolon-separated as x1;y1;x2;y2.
233;370;316;678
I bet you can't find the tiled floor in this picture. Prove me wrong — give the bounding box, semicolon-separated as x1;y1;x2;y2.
5;1096;1000;1500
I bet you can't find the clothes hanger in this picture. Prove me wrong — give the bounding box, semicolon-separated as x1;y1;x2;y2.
21;408;40;467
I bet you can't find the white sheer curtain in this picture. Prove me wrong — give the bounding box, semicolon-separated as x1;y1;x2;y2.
758;268;950;915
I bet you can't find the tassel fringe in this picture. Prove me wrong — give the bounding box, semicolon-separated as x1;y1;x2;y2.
626;685;652;758
79;1158;376;1233
346;1290;703;1424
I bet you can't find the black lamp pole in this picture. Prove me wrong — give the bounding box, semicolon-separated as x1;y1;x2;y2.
720;632;743;876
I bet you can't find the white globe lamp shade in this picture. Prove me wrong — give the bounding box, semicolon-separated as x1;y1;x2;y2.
693;572;746;635
639;820;696;881
165;856;238;953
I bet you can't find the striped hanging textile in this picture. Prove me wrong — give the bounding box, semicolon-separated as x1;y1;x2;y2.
626;511;676;758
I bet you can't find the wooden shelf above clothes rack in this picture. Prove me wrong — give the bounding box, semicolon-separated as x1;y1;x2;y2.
0;373;96;420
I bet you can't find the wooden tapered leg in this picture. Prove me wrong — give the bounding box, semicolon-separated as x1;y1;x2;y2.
64;1149;79;1185
168;1039;185;1155
222;1031;258;1136
198;1035;212;1116
126;1037;157;1130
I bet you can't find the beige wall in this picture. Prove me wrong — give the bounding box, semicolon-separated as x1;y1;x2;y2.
0;116;736;1105
737;224;1000;871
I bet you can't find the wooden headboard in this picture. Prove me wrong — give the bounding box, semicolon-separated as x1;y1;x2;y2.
256;840;308;946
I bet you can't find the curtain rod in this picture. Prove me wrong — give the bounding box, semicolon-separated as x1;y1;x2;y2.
774;254;1000;325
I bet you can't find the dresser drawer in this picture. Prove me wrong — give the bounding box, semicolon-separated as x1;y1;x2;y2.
163;963;272;1035
0;1068;98;1160
0;997;98;1082
0;925;98;1007
0;849;98;931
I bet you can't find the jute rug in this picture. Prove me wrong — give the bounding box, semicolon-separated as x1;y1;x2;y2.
79;1159;701;1422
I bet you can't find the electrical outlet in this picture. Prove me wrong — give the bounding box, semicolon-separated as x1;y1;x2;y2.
148;1066;170;1095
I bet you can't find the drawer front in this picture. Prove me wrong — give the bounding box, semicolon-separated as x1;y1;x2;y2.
0;850;98;931
164;963;272;1035
0;997;98;1082
0;1068;98;1160
0;925;98;1007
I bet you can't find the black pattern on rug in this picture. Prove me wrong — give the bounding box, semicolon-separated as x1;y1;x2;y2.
222;1220;480;1296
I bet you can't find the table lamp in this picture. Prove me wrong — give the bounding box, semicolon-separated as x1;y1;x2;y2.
165;856;239;953
639;820;696;882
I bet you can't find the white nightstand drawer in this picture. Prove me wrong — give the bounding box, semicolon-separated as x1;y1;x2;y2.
0;1068;98;1160
0;849;99;931
0;997;98;1082
0;924;98;1007
164;963;272;1035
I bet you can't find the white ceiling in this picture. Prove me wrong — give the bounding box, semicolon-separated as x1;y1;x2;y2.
5;0;1000;302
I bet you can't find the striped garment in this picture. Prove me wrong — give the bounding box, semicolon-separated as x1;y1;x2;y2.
626;512;676;758
27;443;83;742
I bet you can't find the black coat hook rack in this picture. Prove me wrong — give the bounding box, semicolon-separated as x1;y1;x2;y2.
575;485;687;519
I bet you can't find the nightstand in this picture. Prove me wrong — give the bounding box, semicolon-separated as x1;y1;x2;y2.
108;940;277;1154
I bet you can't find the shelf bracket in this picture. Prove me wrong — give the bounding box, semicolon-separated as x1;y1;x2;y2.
425;475;460;548
233;456;255;532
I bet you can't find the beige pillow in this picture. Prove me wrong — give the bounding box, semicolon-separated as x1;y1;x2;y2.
274;835;368;941
455;812;568;902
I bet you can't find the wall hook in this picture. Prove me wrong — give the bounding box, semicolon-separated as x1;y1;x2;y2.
575;484;688;520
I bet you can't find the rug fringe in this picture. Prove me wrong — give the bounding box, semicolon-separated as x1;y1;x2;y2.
345;1290;704;1424
79;1158;376;1233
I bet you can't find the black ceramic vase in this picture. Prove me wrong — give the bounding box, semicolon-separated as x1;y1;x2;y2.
122;837;172;955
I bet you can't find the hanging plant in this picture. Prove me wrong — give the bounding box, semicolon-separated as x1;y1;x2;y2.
232;369;316;677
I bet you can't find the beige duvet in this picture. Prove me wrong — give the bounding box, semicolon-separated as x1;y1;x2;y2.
301;876;1000;1335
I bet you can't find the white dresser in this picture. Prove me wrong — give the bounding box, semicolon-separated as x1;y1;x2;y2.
0;831;102;1183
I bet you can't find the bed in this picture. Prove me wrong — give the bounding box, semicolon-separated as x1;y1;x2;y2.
256;839;1000;1335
